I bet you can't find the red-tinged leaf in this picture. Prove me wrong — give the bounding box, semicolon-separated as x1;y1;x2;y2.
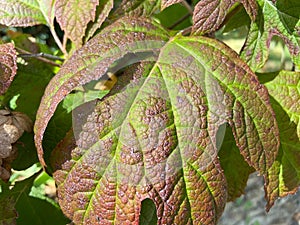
192;0;257;35
0;0;47;26
161;0;183;10
55;0;99;48
84;0;114;42
265;99;300;211
53;62;228;224
114;0;161;17
240;0;300;71
34;17;169;166
0;43;17;95
264;71;300;139
46;27;279;223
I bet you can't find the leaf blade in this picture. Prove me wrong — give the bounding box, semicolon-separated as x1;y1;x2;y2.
34;17;169;166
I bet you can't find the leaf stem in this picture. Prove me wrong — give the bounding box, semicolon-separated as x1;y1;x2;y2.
181;1;193;15
49;25;68;57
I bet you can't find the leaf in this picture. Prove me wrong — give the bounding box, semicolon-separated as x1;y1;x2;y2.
114;0;161;17
34;17;170;167
55;0;99;48
0;0;47;26
240;0;300;71
264;71;300;139
37;17;280;223
0;43;17;95
264;99;300;211
84;0;114;42
161;0;183;10
0;174;69;225
218;126;255;201
192;0;257;35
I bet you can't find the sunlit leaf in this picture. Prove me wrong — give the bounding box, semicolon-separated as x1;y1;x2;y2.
240;0;300;71
34;17;280;224
34;17;170;166
55;0;99;47
264;99;300;211
264;71;300;139
192;0;257;35
0;43;17;95
0;0;47;26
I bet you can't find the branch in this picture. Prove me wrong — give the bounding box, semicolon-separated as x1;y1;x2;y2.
16;48;63;67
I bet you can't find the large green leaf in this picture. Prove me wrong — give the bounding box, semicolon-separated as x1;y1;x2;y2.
0;43;17;95
240;0;300;71
264;71;300;139
55;0;99;48
0;0;49;26
264;99;300;210
192;0;257;35
35;17;280;224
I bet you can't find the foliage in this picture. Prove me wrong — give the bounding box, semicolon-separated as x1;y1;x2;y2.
0;0;299;224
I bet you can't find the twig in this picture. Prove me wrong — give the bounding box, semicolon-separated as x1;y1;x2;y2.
16;47;62;67
168;13;191;30
18;52;64;61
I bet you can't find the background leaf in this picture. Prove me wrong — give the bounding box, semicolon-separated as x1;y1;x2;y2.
55;0;99;48
0;43;17;95
218;126;255;201
264;99;300;210
240;0;300;71
84;0;114;42
264;71;300;139
192;0;257;35
0;174;69;225
161;0;183;10
0;0;47;26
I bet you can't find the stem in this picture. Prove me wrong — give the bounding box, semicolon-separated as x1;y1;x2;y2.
181;0;193;15
168;13;191;29
16;48;62;67
49;25;68;57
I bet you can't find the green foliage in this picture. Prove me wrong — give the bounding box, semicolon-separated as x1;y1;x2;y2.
0;0;299;224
